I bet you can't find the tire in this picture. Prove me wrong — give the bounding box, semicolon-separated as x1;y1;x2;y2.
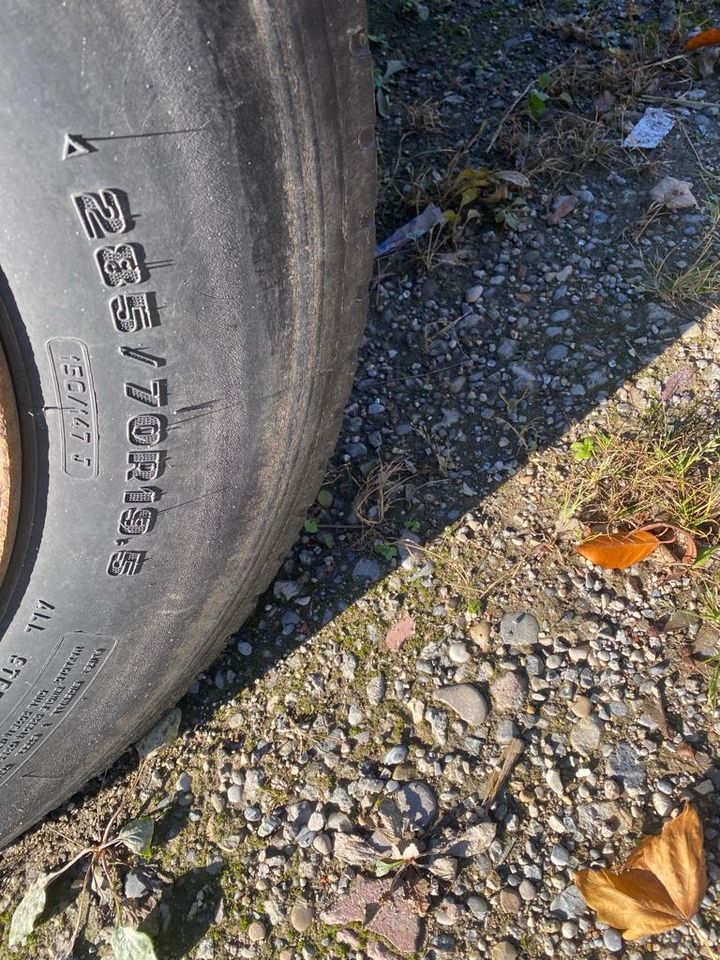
0;0;375;847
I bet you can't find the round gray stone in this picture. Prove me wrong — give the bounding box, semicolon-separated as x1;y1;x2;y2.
434;684;489;726
290;900;314;933
500;611;539;649
394;780;438;832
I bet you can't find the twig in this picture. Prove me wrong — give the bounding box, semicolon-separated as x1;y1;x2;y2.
481;738;524;806
640;95;720;110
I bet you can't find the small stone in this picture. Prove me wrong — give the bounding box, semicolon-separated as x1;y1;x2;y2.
652;792;674;817
500;611;539;648
561;921;578;939
175;772;192;792
449;642;471;664
469;620;491;650
366;675;386;706
550;884;585;920
244;806;261;822
465;283;484;303
384;745;408;765
467;895;489;919
606;742;646;788
247;921;267;943
434;683;489;725
571;696;592;718
313;833;333;855
695;779;714;796
348;704;364;725
570;716;603;756
518;880;537;901
491;940;518;960
135;707;181;758
550;844;570;867
546;768;564;796
394;781;438;833
290;900;314;933
237;641;252;657
603;929;623;952
499;888;522;913
307;811;325;831
227;785;243;805
124;869;149;899
490;671;528;712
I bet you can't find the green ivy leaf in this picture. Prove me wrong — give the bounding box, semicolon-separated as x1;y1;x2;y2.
317;489;333;508
304;518;319;534
537;71;552;90
117;817;155;858
109;926;158;960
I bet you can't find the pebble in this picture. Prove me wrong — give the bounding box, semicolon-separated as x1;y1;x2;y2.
518;880;537;901
550;844;570;867
434;683;489;725
394;780;438;832
237;641;252;657
570;716;603;756
384;745;408;765
449;641;471;664
465;283;484;303
603;929;623;952
467;895;489;919
571;695;592;718
490;670;528;712
313;833;333;855
499;888;522;913
499;610;539;649
290;900;314;933
469;620;491;649
124;869;149;899
606;742;646;788
491;941;518;960
307;811;325;831
227;785;243;805
652;792;674;817
546;768;564;796
247;921;267;943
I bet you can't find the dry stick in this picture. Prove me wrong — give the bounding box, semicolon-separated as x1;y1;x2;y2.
641;95;720;110
481;738;524;807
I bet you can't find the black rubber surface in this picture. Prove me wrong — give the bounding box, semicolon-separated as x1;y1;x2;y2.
0;0;375;846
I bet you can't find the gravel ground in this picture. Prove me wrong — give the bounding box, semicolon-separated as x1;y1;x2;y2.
2;2;720;959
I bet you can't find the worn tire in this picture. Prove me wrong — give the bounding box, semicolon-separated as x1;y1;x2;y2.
0;0;375;846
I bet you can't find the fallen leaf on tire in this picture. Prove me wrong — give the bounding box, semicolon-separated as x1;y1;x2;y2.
385;616;416;651
685;27;720;51
650;177;698;210
546;194;578;225
575;803;706;940
575;530;661;569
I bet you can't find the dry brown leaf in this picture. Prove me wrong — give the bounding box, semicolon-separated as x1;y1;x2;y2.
575;529;661;569
575;804;707;941
685;27;720;51
546;194;578;225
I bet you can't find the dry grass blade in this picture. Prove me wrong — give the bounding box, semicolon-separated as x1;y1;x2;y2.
481;738;524;807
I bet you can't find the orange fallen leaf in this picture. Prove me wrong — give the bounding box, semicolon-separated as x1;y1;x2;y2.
575;529;661;569
575;803;707;941
385;616;415;651
685;27;720;51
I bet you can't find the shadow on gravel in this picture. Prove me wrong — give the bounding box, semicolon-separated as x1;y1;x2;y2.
153;866;225;960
